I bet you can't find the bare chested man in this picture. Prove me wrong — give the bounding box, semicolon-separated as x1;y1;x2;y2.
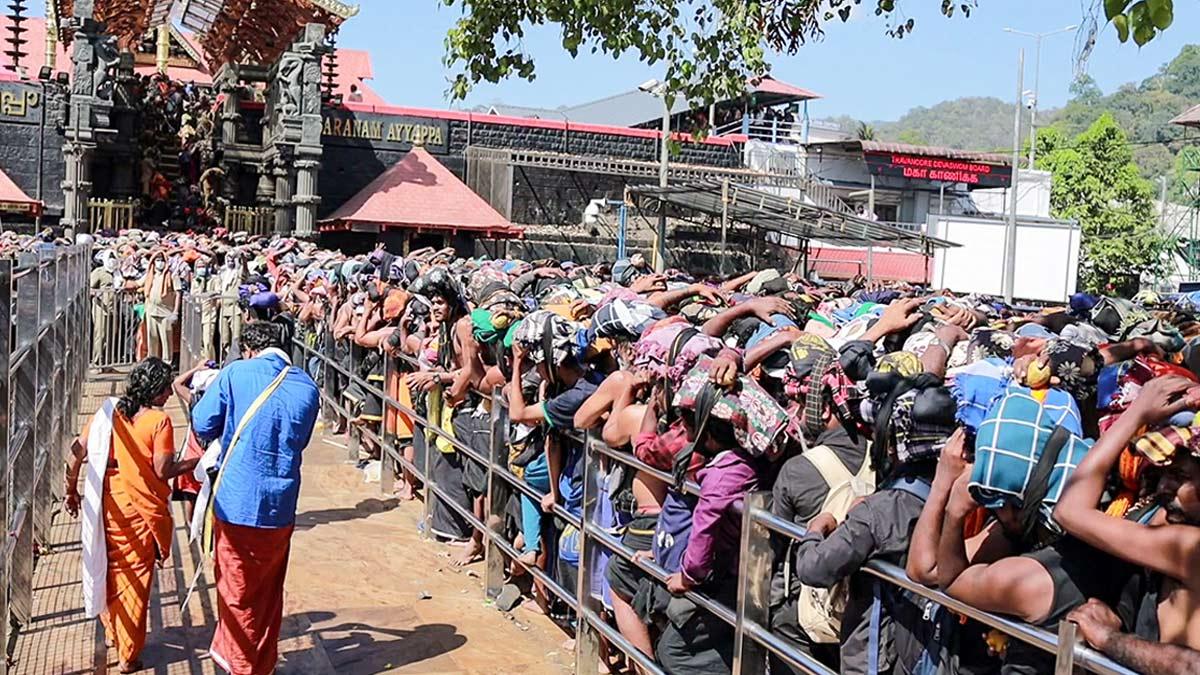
1055;375;1200;670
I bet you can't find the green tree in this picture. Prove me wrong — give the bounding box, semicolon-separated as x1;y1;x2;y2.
1156;43;1200;99
1037;115;1170;293
1170;146;1200;205
856;122;877;140
895;129;928;145
441;1;1173;105
1069;74;1103;103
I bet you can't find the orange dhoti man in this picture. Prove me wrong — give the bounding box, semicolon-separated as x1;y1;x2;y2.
80;400;175;667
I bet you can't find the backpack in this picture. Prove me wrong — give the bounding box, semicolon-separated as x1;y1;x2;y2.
867;479;957;675
793;444;876;644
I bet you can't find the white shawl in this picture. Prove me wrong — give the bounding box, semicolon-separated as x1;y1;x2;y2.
81;398;116;619
188;439;222;544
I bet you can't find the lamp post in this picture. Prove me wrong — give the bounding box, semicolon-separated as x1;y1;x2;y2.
1003;24;1077;168
639;78;670;272
1003;49;1025;305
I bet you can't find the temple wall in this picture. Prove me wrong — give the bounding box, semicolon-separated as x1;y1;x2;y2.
0;81;68;219
317;107;739;222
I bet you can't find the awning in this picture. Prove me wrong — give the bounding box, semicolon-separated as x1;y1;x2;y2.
809;246;930;284
0;168;41;217
628;180;956;255
748;75;822;102
1172;104;1200;128
319;147;523;238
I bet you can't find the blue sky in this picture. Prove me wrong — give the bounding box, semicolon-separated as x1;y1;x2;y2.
337;1;1198;120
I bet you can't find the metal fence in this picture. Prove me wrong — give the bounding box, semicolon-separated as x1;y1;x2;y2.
87;199;138;231
176;298;1137;675
89;289;143;369
224;206;275;237
1;246;92;667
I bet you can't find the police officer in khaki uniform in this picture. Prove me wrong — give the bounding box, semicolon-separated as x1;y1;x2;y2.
142;251;178;363
216;251;245;360
191;257;221;362
89;253;117;368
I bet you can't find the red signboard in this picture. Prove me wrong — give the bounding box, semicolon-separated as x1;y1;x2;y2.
864;151;1012;188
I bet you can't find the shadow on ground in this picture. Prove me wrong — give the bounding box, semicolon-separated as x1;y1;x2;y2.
284;610;467;674
293;498;400;531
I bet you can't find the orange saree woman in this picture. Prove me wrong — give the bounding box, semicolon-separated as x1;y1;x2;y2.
91;409;174;667
67;358;198;673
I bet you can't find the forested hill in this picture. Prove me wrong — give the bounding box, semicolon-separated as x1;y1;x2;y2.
820;44;1200;183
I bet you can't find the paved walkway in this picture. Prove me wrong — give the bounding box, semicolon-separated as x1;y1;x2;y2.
14;375;572;674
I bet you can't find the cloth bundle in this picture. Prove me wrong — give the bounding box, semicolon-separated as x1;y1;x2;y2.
673;356;790;459
970;385;1091;536
591;299;665;342
633;318;724;383
781;333;861;441
871;374;958;470
511;310;579;365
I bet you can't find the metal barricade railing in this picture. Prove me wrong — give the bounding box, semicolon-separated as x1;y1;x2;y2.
177;294;1139;675
88;288;143;369
177;291;235;372
2;245;91;665
224;206;275;237
87;198;138;231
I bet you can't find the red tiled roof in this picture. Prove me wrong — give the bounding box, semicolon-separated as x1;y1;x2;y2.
335;48;386;105
319;147;522;237
0;16;71;79
809;246;930;284
749;75;822;100
0;166;41;215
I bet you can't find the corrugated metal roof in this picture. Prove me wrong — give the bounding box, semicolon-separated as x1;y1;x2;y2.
490;75;819;128
1171;104;1200;128
629;180;957;254
815;139;1013;166
486;103;570;121
557;89;694;127
319;147;522;237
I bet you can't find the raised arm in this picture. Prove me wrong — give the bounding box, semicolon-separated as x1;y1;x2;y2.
701;296;792;338
908;429;966;584
743;328;800;372
573;370;630;431
1055;376;1200;581
506;344;544;426
860;297;924;345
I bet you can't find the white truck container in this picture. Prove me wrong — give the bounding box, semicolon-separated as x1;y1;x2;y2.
927;213;1081;303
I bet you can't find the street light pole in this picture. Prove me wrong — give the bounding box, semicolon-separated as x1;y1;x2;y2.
1004;48;1024;305
1030;34;1041;168
657;98;669;272
1004;24;1076;168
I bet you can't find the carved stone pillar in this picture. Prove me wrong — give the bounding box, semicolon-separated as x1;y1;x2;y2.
293;157;319;237
265;23;327;238
63;0;118;231
61;141;91;232
256;166;276;206
273;160;294;235
215;65;242;145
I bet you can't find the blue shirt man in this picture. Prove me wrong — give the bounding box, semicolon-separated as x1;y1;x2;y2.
192;337;320;528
